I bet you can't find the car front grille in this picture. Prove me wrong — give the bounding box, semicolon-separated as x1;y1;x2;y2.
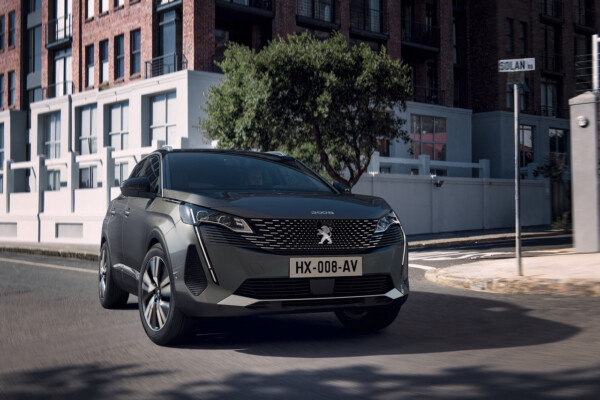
233;274;394;300
200;220;403;255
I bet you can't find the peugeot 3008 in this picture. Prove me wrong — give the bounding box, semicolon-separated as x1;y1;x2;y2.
99;149;409;345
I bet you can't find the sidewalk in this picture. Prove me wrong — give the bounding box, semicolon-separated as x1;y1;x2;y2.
425;253;600;297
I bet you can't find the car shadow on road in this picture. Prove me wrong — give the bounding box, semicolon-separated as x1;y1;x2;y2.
2;362;599;399
176;291;580;358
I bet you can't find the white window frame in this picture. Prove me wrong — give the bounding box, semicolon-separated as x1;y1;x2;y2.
150;92;176;145
44;112;61;159
109;101;129;151
79;104;97;155
79;165;99;189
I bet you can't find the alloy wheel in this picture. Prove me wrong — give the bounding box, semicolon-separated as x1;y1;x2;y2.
99;247;107;299
141;256;172;331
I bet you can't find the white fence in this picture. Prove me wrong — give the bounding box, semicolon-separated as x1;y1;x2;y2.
353;172;550;235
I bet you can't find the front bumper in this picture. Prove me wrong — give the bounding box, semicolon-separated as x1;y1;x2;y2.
168;222;409;318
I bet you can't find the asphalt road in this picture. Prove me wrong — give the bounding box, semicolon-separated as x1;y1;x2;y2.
0;237;599;400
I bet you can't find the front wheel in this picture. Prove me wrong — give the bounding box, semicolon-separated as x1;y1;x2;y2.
138;244;191;345
335;299;404;333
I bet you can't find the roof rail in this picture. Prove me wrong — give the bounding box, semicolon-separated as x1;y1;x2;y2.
265;151;287;156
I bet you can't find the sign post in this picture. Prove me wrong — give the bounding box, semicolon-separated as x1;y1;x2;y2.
498;58;535;276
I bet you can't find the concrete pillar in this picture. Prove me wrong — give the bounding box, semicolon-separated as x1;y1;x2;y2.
569;92;600;253
418;154;430;175
102;147;115;209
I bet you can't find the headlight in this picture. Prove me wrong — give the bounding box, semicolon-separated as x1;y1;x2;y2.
179;204;253;234
375;211;401;233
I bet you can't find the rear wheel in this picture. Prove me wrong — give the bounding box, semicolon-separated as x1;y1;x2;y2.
138;243;191;345
335;299;403;333
98;242;129;309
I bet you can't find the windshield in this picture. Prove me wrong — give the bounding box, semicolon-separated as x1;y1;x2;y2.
164;152;334;194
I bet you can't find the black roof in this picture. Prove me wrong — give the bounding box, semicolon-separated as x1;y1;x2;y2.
153;148;293;162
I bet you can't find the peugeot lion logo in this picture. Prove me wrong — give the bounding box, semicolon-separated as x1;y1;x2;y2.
317;225;333;244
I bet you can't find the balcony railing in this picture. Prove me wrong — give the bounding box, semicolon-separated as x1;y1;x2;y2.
539;105;569;118
540;0;563;19
297;0;334;23
145;53;188;79
350;5;382;33
574;6;595;27
402;21;440;49
412;85;445;105
542;54;563;73
42;81;74;100
45;14;72;48
219;0;272;10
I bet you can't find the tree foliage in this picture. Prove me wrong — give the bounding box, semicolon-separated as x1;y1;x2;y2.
201;32;412;187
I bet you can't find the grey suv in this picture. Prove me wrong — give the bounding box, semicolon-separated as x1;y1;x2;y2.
99;149;409;345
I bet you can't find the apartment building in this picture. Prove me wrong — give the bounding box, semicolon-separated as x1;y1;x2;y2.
0;0;597;243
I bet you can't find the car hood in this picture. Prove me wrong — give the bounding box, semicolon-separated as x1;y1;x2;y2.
162;189;391;219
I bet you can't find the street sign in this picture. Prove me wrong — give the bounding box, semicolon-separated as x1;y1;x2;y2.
498;58;536;72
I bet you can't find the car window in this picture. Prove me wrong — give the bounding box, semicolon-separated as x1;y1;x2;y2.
165;153;333;194
141;155;161;194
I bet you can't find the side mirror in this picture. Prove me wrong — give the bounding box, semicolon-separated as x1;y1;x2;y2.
121;177;154;198
332;181;351;193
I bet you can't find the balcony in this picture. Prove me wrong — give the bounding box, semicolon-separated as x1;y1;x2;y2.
402;21;440;51
539;105;569;118
42;81;74;100
540;0;563;21
574;6;595;30
411;85;445;106
45;14;72;49
542;54;564;74
216;0;274;19
145;53;188;79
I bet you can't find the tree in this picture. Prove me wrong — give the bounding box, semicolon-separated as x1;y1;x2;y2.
201;32;412;188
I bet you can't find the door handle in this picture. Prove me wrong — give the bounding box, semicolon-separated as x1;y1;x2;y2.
124;209;131;217
110;209;116;216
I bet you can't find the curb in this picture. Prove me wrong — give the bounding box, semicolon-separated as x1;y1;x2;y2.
0;245;99;261
425;268;600;297
407;230;566;249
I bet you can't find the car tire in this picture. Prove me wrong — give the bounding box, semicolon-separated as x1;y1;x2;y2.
98;242;129;309
138;243;191;346
335;299;403;333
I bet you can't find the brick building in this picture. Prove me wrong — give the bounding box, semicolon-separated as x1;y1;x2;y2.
0;0;597;243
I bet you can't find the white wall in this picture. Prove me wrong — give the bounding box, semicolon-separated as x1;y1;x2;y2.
353;173;551;235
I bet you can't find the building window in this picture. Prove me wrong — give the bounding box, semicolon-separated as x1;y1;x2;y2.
115;34;124;79
28;25;42;74
79;166;99;189
0;16;5;51
86;45;94;87
8;11;15;47
519;22;527;56
8;71;14;107
100;40;109;83
28;87;42;104
29;0;42;11
47;170;61;191
350;0;381;33
0;75;4;109
297;0;334;22
53;48;72;97
410;115;447;161
549;128;568;162
131;29;141;75
519;125;534;168
109;102;129;150
101;0;109;14
158;9;182;75
44;112;61;159
541;79;557;117
506;18;514;53
114;162;128;186
150;92;176;145
506;83;528;112
0;123;4;169
86;0;94;19
115;0;125;8
79;105;97;155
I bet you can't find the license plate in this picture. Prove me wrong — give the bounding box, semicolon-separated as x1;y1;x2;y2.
289;257;363;278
